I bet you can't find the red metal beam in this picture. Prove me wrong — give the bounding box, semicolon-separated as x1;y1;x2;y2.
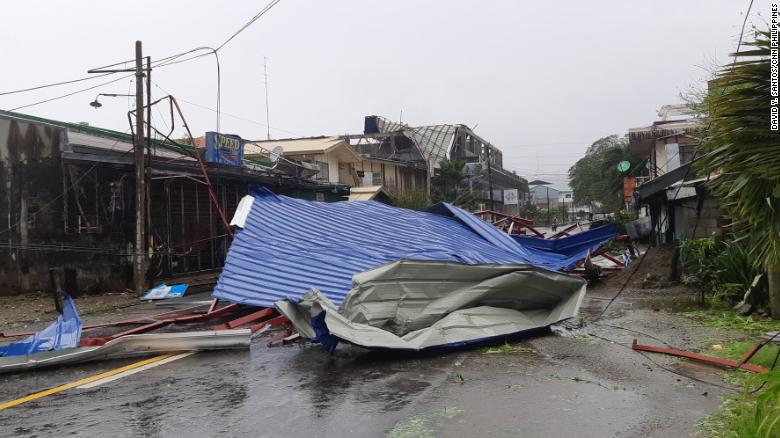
249;315;289;333
631;340;768;373
599;251;626;267
524;224;545;237
549;223;579;239
104;303;241;340
474;210;534;226
214;307;276;330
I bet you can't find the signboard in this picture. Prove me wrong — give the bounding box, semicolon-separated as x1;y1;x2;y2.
204;131;244;167
503;188;519;205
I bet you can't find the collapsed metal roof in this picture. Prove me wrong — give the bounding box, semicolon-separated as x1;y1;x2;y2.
372;116;458;169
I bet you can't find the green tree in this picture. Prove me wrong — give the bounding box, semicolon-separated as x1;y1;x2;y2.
568;135;638;212
700;31;780;318
432;159;467;202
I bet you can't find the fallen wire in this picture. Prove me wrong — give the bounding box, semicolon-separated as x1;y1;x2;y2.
590;321;674;347
586;331;740;392
592;246;650;321
748;330;780;394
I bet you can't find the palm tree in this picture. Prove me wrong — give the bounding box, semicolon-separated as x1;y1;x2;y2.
701;31;780;317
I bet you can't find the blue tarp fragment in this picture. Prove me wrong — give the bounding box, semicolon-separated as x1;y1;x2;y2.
212;188;609;308
0;293;82;357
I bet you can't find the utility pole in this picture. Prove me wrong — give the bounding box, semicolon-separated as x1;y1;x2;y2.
486;146;495;211
546;186;551;226
263;56;271;140
133;41;146;293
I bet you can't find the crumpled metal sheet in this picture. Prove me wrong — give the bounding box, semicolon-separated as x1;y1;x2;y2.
213;188;591;308
276;260;587;351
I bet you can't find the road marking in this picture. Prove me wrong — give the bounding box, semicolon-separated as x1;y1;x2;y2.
76;352;194;389
0;353;175;411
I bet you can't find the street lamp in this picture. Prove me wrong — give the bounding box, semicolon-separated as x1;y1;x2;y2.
89;93;134;109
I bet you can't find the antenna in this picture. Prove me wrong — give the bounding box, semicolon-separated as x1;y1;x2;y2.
264;56;271;140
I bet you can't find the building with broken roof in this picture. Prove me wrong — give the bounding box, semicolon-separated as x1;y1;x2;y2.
0;110;347;295
351;115;528;210
628;105;723;243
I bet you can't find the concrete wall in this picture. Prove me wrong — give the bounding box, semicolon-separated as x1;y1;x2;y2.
674;196;723;240
357;159;426;194
0;117;136;295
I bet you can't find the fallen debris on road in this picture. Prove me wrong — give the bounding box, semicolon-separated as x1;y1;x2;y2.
276;260;586;351
141;283;189;300
213;188;604;308
631;339;769;373
0;329;250;374
0;292;82;357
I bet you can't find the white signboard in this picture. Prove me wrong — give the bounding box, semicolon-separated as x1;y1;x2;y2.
503;189;519;205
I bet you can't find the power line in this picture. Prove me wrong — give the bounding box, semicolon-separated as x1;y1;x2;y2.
1;1;283;114
8;73;134;112
0;72;117;97
216;0;282;52
153;81;301;137
735;0;755;61
0;48;205;99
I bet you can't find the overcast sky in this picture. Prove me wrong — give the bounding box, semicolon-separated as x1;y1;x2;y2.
0;0;767;187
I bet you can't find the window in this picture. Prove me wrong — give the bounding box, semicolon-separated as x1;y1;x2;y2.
372;170;382;186
314;161;329;182
680;144;696;165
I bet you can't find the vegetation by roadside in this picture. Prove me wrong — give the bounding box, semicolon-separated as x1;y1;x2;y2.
682;308;780;437
684;310;779;335
699;371;780;438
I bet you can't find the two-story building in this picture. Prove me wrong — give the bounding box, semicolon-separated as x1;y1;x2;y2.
628;104;722;243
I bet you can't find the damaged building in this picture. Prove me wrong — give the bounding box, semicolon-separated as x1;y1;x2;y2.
0;110;347;295
250;115;528;207
628;105;724;243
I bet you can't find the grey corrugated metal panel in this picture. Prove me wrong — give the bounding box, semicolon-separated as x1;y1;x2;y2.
277;260;587;351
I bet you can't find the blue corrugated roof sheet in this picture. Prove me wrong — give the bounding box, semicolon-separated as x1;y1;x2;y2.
212;188;601;307
512;224;619;257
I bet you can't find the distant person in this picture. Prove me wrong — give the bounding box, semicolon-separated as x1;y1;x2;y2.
551;216;559;232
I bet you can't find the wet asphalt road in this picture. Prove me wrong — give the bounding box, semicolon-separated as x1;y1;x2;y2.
0;340;461;437
0;294;731;438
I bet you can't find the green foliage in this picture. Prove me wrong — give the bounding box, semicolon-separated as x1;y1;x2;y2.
700;31;780;270
431;159;467;203
703;341;780;370
701;372;780;438
683;310;779;335
568;135;639;213
605;210;639;234
388;188;430;211
679;235;767;307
